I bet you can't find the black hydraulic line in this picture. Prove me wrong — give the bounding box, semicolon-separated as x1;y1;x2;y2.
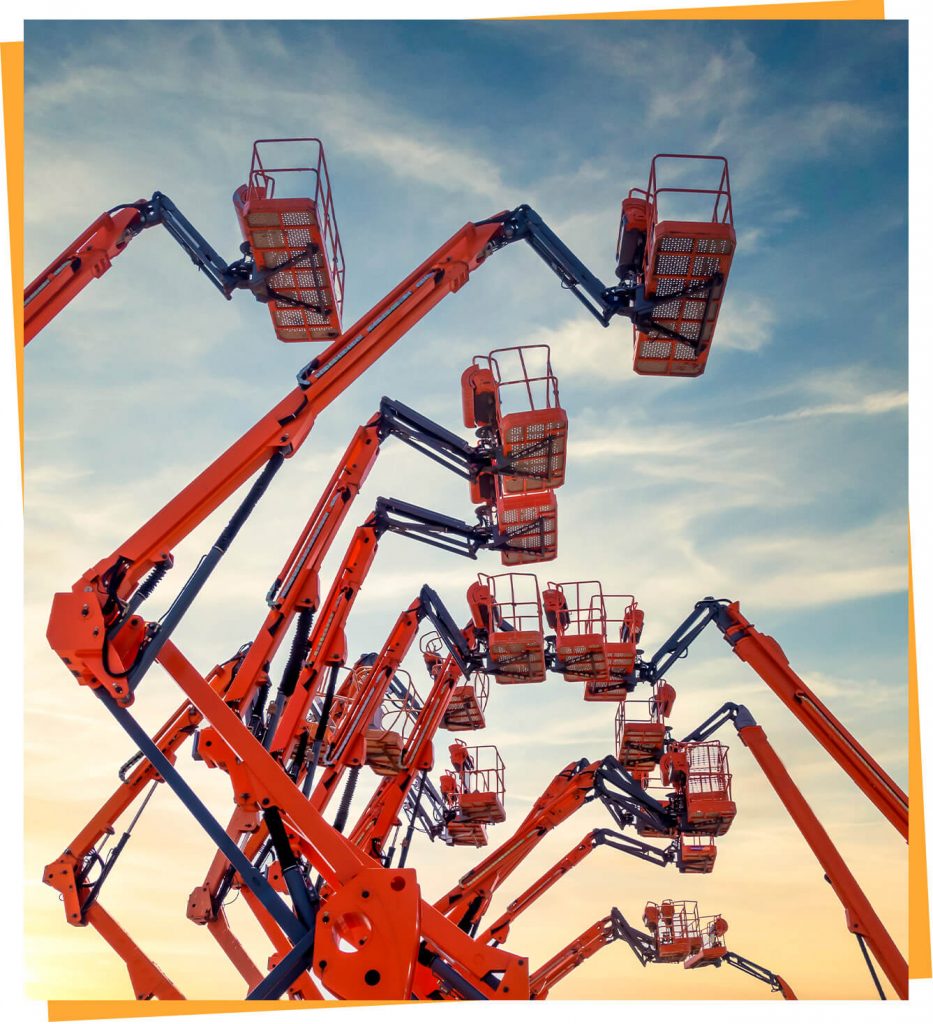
288;729;309;782
397;771;428;869
332;766;360;836
382;823;402;869
213;863;239;915
303;664;342;795
122;557;173;622
419;948;489;1001
117;749;144;783
280;607;316;700
856;930;887;999
248;677;272;739
77;781;159;918
263;806;318;931
263;608;315;750
124;452;286;691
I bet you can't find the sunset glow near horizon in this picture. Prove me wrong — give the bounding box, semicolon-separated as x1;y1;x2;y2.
23;18;907;1000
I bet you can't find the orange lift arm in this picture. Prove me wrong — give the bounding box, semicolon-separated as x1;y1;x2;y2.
24;197;251;345
433;759;601;932
529;913;617;1000
307;600;426;813
349;650;470;860
478;828;672;946
45;214;503;710
611;907;794;999
721;951;796;1000
681;702;908;1000
643;598;908;839
125;639;531;1000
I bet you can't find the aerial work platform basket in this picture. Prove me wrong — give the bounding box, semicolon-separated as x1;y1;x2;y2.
584;595;643;700
662;740;737;837
444;741;506;825
469;573;547;684
462;345;568;495
233;138;346;343
446;819;489;848
495;487;558;565
363;669;420;777
441;671;490;732
626;155;735;378
615;682;675;770
642;901;703;963
676;835;718;874
544;580;609;682
684;915;729;970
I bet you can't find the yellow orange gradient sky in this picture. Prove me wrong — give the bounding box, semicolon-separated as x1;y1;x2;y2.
9;0;927;1012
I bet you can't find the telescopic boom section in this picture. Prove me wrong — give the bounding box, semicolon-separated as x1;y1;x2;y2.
479;828;672;946
434;759;600;932
350;650;470;859
25;206;146;345
681;703;907;1000
309;600;426;812
646;599;908;839
46;212;503;703
529;914;617;999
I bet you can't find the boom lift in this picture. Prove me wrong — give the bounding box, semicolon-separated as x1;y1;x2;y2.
43;371;554;996
479;828;673;947
678;702;907;1000
461;345;568;515
443;741;507;827
47;137;900;1005
615;682;677;772
619;154;735;377
28;140;736;379
531;903;790;1000
25;140;345;346
614;904;794;998
529;913;617;999
433;753;689;936
468;572;549;684
640;599;908;839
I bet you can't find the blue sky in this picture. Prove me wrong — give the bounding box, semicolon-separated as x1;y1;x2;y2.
23;19;907;1000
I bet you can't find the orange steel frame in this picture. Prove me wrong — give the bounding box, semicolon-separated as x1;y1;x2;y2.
479;830;606;946
649;599;908;840
434;759;601;931
24;207;145;344
350;649;469;859
40;218;534;999
529;914;616;999
738;716;907;1001
681;702;907;1000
